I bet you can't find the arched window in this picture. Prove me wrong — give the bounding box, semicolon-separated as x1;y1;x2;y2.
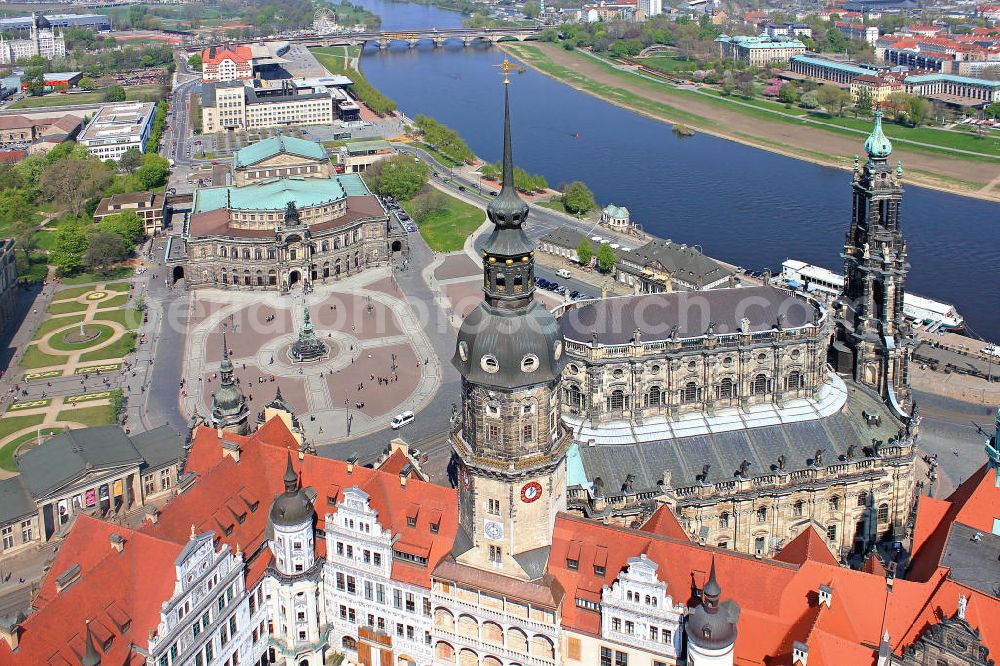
793;501;804;517
268;269;277;286
857;491;868;507
682;382;698;403
877;503;890;523
220;246;227;257
290;249;297;260
646;386;662;407
829;496;840;511
342;636;357;651
243;271;251;286
267;248;276;259
321;240;329;252
242;248;251;260
752;374;768;395
719;512;730;528
608;389;625;411
756;506;768;523
231;246;238;258
435;643;455;663
564;384;583;409
717;377;734;399
254;248;262;260
334;237;340;250
256;271;263;286
786;370;802;391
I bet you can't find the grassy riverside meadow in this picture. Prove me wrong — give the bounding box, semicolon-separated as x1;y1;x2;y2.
500;43;1000;177
401;192;484;253
10;84;164;109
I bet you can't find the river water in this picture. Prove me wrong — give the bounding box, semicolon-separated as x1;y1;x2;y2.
350;0;1000;339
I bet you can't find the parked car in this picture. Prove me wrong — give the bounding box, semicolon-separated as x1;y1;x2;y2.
570;290;581;299
458;185;466;192
391;410;415;429
537;278;550;288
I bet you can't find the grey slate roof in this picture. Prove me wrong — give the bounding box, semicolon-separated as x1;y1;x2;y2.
539;226;586;250
560;285;820;345
576;385;900;495
130;426;185;471
17;426;146;498
939;523;1000;597
619;238;733;287
0;477;36;525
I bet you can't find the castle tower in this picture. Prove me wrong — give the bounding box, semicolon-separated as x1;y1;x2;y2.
209;333;250;434
267;453;326;666
450;62;570;581
685;559;739;666
835;109;911;409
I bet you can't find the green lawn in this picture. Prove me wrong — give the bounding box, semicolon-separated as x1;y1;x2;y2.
402;191;485;253
0;427;62;472
93;308;141;329
96;293;129;310
52;285;97;301
46;323;115;352
10;85;163;109
0;413;45;441
20;344;67;369
79;331;136;362
34;229;58;252
311;46;359;74
55;404;117;427
105;282;131;293
60;267;132;285
640;55;695;73
47;299;89;315
32;313;86;341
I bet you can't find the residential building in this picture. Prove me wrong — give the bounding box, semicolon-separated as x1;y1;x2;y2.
0;238;17;336
835;21;880;44
335;140;394;173
0;425;184;559
78;101;157;162
0;13;65;65
93;191;167;236
850;73;903;101
765;22;813;38
715;34;807;66
637;0;663;19
178;136;405;291
0;112;82;144
201;45;254;82
200;81;335;134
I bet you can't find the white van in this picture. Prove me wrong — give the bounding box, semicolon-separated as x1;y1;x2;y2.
391;410;415;429
556;268;572;279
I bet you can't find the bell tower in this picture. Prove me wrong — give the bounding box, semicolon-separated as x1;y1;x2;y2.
836;109;911;409
451;62;570;581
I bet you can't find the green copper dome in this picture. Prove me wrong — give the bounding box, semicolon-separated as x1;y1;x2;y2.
864;109;892;160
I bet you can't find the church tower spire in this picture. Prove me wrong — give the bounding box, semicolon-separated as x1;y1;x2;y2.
210;332;250;435
835;108;912;414
450;64;570;581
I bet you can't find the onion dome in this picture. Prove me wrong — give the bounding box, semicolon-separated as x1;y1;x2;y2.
864;108;892;161
269;452;313;527
686;558;739;650
211;333;247;420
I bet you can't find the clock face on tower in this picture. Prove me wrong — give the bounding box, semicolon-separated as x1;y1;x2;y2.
484;520;504;541
521;481;542;503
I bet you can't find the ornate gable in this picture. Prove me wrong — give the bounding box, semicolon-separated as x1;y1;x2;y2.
902;604;994;666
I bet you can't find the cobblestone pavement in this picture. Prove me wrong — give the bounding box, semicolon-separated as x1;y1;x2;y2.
182;268;442;448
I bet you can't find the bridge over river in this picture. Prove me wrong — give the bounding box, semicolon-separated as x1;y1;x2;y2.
287;26;541;49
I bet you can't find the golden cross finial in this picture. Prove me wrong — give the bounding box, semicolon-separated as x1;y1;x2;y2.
495;58;512;85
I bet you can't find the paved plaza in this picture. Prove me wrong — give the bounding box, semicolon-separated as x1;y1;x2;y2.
182;268;442;446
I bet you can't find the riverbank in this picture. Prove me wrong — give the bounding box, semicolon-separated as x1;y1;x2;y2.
500;42;1000;203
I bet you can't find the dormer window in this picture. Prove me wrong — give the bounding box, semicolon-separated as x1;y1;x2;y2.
567;558;578;570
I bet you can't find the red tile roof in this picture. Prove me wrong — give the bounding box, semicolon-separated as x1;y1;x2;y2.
774;526;840;567
202;45;253;66
639;504;690;541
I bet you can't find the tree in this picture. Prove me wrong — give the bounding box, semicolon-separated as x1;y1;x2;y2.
41;157;113;218
986;102;1000;120
104;85;127;102
524;1;540;18
778;82;799;105
187;53;203;71
596;243;617;273
10;216;37;263
906;95;931;127
799;90;819;109
816;84;849;116
135;153;170;189
98;211;145;246
576;239;593;266
50;221;89;275
118;148;142;174
78;77;96;91
84;230;129;273
409;189;448;222
369;155;429;201
22;66;45;96
562;181;596;215
853;87;874;117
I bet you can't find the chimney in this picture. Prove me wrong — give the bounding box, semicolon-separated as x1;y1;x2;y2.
400;464;412;487
792;641;808;665
347;453;359;474
818;584;832;609
109;533;125;553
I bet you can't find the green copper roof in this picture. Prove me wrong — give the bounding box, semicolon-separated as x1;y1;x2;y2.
864;109;892;160
603;204;629;218
194;174;371;213
233;134;328;168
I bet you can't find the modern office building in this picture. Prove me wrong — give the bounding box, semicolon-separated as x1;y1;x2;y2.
78;101;157;161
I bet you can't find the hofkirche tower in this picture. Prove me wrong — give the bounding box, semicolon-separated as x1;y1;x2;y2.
834;108;912;411
451;62;570;581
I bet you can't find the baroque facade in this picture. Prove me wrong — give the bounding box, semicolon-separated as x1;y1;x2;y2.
0;13;65;65
179;135;406;291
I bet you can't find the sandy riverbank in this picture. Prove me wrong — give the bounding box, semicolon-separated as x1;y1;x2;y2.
501;42;1000;204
